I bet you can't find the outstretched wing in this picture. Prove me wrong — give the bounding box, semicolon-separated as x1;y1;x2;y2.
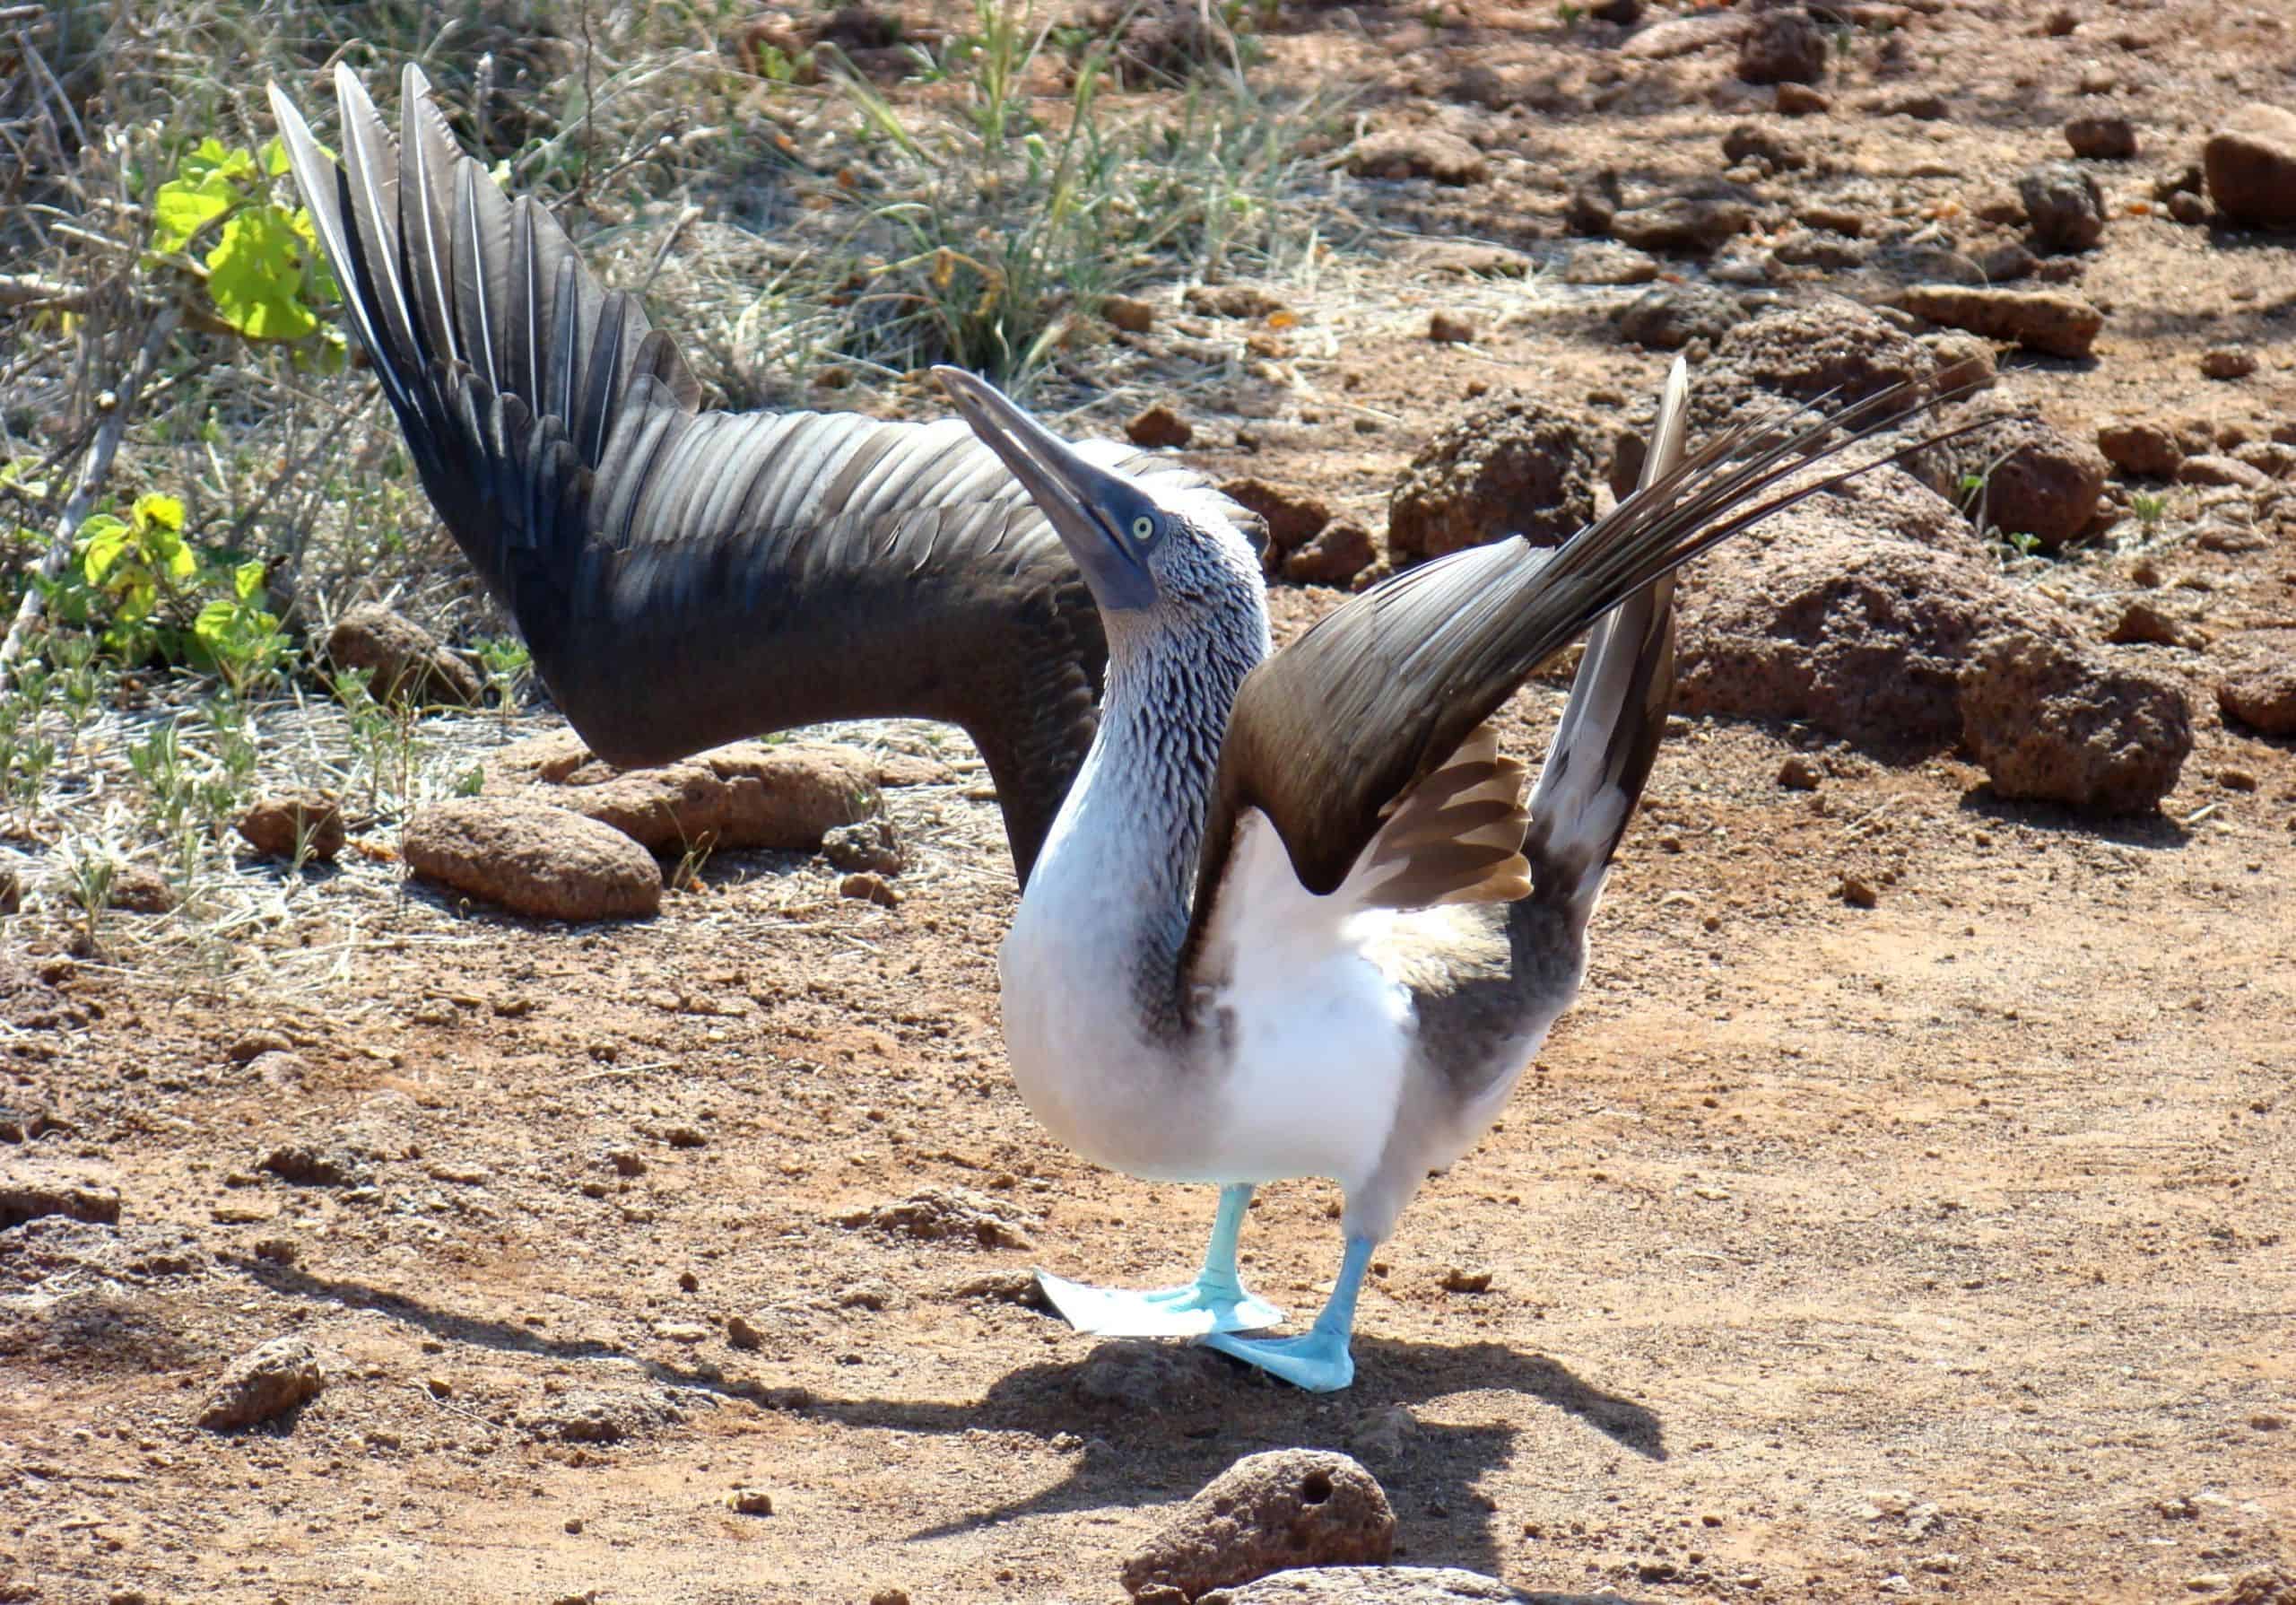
271;64;1235;885
1180;368;1960;969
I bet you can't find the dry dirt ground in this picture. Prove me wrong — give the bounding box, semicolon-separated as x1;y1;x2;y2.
6;0;2296;1601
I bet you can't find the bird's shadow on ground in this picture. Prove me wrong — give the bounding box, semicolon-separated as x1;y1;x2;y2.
227;1256;1661;1582
807;1332;1665;1578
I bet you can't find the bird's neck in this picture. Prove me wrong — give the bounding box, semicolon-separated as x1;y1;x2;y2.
1022;599;1267;1033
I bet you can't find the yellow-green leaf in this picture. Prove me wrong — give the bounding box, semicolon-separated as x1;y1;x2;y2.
233;559;265;602
78;515;129;584
204;208;317;340
133;492;184;532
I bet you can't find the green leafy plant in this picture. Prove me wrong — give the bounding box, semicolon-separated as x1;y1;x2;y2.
2132;491;2169;530
151;136;343;347
475;634;534;721
191;559;289;694
74;492;195;662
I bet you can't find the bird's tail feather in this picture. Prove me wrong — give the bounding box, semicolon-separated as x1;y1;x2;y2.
1522;355;1690;907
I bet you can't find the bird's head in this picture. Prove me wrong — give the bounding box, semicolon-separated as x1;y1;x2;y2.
936;367;1265;639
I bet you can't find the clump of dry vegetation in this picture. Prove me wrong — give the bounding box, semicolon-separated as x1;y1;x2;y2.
0;0;1341;964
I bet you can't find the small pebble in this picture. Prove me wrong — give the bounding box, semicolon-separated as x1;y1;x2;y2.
1839;873;1879;909
1428;310;1476;344
1778;755;1822;790
727;1487;775;1515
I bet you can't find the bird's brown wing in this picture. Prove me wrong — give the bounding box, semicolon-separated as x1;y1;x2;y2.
1179;369;1960;973
271;64;1236;885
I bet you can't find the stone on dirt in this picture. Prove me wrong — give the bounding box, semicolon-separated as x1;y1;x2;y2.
1220;478;1332;558
106;864;178;914
1104;294;1156;334
839;871;902;907
1947;415;2109;551
1710;301;1935;407
1614;283;1744;351
1607;196;1752;255
197;1335;324;1430
404;797;662;921
822;819;903;877
1735;7;1825;84
2218;661;2296;737
1677;534;2049;750
2199;346;2257;381
1122;1449;1396;1601
323;602;483;706
1282;520;1377;587
2096;418;2184;477
838;1187;1031;1250
236;789;346;861
1127;404;1193;449
2204;103;2296;230
1345;127;1488;187
0;1168;122;1230
1387;397;1600;564
1560;241;1659;285
2016;161;2106;253
1958;633;2193;813
485;732;881;856
1897;286;2102;360
517;1387;684;1445
1075;1339;1229;1411
2064;113;2136;160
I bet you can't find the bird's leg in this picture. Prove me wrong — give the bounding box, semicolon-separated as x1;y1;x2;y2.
1197;1233;1372;1392
1036;1183;1285;1338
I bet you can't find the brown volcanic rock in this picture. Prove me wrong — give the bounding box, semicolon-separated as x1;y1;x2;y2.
403;797;662;921
2218;661;2296;736
197;1336;325;1431
2204;103;2296;229
1959;633;2192;813
1387;397;1601;564
1122;1449;1396;1601
324;603;483;706
1736;7;1825;84
1677;536;2041;749
486;732;880;855
1946;415;2109;551
236;790;347;861
1897;286;2103;359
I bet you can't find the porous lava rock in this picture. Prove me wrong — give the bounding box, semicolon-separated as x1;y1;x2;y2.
1735;7;1825;85
2204;103;2296;230
236;790;346;861
1945;415;2109;551
403;797;662;921
485;731;880;856
1677;536;2039;749
197;1336;324;1430
1346;127;1489;187
1897;286;2102;359
1958;633;2192;812
2218;661;2296;736
1122;1450;1396;1601
2017;161;2107;252
1387;398;1600;564
1615;282;1744;350
2096;418;2183;478
323;603;483;706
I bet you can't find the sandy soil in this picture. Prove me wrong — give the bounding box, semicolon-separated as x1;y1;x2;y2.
4;0;2295;1601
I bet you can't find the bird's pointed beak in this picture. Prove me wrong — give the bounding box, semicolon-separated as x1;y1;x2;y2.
935;366;1159;612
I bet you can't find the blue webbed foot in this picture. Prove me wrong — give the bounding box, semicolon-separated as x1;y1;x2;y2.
1199;1324;1356;1391
1197;1233;1376;1392
1038;1269;1283;1338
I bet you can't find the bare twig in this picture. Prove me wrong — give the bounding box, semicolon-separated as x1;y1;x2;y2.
0;303;181;696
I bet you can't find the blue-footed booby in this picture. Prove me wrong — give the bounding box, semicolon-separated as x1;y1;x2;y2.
274;65;1957;1391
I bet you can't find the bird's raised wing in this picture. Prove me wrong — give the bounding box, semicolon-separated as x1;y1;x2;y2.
270;63;1235;884
1180;372;1959;963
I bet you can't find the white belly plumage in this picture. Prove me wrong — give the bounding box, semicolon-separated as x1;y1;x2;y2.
998;810;1419;1192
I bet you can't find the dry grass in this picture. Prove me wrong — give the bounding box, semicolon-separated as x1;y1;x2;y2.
0;0;1351;967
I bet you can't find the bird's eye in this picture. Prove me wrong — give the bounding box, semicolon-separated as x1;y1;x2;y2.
1130;514;1157;543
